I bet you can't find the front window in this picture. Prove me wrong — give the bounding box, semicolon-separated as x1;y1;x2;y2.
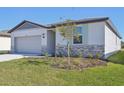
73;35;83;44
73;26;83;44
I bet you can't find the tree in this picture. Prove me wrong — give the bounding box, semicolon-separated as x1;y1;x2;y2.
57;19;79;65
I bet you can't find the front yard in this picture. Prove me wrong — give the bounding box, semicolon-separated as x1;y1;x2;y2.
0;51;123;85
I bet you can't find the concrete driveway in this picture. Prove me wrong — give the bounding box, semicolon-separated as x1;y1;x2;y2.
0;54;24;62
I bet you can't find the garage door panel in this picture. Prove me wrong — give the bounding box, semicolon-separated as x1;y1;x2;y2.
15;36;41;54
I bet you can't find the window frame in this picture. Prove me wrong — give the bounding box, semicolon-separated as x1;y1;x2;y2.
72;26;83;45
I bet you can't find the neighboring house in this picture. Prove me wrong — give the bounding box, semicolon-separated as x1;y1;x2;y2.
0;32;11;51
8;17;121;58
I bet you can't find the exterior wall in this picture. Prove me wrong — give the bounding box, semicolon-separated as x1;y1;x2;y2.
55;22;105;57
56;22;105;46
88;22;104;45
56;28;68;46
0;37;11;51
104;24;121;57
11;27;48;54
117;37;121;50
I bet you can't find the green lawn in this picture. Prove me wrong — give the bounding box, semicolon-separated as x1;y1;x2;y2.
108;50;124;65
0;51;123;85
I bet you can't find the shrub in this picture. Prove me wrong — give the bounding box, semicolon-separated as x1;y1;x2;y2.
78;50;83;58
96;52;101;59
88;53;93;59
44;52;49;61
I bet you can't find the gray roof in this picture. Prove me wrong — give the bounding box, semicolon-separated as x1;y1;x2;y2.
49;17;109;27
49;17;121;39
8;17;122;39
8;20;49;33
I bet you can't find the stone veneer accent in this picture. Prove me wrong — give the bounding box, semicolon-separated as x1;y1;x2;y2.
56;45;104;58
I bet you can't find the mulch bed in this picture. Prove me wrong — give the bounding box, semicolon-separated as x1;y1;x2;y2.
51;57;107;70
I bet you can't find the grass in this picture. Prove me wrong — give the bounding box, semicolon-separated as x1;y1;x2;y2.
108;50;124;65
0;53;123;85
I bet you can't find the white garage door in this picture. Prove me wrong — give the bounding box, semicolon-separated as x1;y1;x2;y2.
15;36;42;54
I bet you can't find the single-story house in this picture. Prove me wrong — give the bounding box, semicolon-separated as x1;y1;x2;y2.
0;32;11;51
8;17;122;58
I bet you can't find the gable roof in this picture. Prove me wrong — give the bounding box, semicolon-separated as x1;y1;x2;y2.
8;20;49;33
8;17;122;39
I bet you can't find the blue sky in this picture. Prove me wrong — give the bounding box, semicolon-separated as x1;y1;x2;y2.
0;7;123;40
